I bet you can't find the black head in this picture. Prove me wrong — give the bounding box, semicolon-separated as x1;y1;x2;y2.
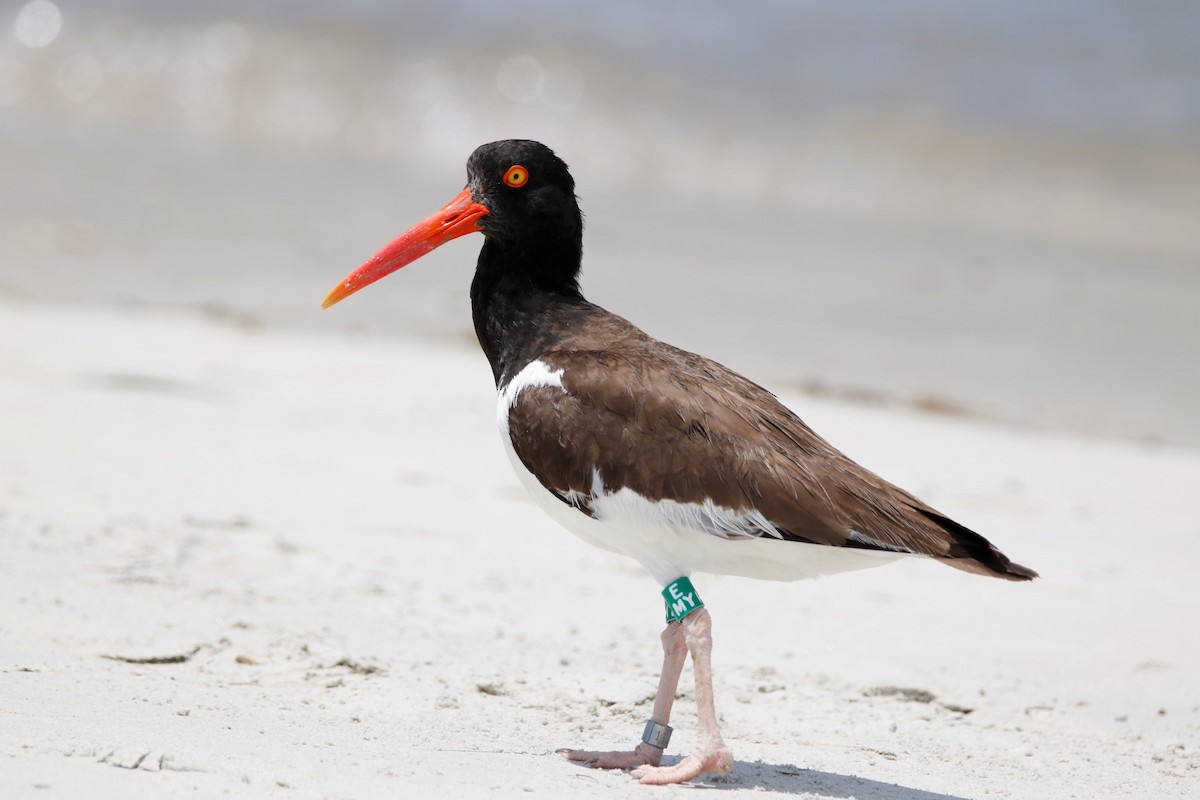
466;140;584;288
322;139;584;309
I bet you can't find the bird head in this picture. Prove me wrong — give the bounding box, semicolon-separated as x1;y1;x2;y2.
322;139;580;309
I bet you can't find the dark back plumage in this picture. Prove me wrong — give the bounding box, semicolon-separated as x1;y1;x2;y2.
503;307;1036;580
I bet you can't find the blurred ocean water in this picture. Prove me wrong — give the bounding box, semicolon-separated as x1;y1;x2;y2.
2;0;1198;446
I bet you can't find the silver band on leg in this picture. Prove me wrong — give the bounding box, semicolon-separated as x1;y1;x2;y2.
641;719;673;749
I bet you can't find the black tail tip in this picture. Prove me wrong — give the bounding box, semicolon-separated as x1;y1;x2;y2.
1000;561;1038;581
914;506;1037;581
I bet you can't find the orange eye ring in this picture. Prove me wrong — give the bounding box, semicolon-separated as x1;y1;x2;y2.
503;164;529;188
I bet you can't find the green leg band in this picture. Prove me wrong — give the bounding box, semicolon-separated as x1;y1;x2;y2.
662;576;704;623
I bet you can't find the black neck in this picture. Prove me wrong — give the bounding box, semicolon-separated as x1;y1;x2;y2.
470;238;590;386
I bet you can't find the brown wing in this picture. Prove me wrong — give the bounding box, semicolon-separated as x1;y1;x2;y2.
506;319;1035;581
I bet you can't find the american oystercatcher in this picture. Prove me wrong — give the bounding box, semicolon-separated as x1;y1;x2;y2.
323;140;1036;785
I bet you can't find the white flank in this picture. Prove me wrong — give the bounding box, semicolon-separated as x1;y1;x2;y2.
498;360;904;585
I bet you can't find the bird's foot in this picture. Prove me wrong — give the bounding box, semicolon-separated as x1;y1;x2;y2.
631;744;734;785
557;741;662;770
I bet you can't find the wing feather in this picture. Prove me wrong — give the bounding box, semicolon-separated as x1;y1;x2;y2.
504;312;1035;580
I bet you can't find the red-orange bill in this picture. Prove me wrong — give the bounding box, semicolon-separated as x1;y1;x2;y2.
322;187;489;309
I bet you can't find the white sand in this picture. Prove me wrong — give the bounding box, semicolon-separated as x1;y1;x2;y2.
2;302;1198;799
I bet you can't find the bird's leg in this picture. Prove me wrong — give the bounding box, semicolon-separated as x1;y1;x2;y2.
632;607;734;784
560;620;687;770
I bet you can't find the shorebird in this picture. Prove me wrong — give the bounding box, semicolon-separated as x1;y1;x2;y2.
322;140;1036;785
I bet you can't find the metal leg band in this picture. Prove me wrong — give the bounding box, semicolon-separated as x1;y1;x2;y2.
641;719;673;749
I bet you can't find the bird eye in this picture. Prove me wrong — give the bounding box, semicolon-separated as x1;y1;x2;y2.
503;164;529;188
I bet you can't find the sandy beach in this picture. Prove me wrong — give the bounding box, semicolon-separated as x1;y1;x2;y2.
4;2;1200;797
2;302;1197;798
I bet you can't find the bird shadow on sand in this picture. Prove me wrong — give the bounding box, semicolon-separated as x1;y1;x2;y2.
671;758;970;799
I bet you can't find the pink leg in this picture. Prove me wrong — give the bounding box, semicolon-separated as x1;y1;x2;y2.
560;620;688;770
632;607;734;784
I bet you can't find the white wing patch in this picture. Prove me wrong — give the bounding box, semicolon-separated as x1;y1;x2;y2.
561;464;783;541
593;488;784;540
